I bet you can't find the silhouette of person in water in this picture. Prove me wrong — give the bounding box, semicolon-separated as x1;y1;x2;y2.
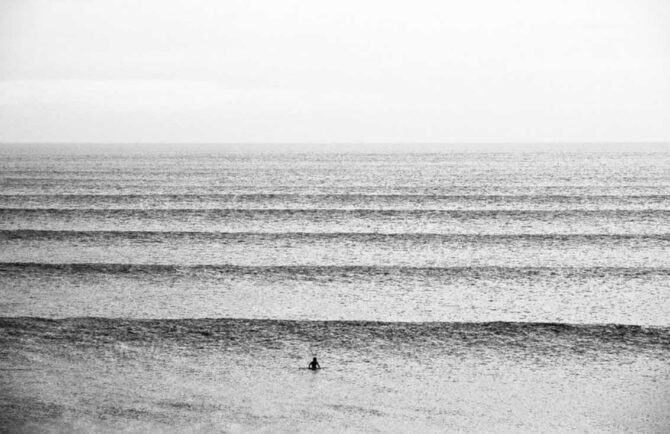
308;357;320;370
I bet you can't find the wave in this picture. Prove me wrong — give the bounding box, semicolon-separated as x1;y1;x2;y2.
2;229;669;242
2;262;669;278
2;194;670;208
1;317;668;354
2;186;669;196
2;194;669;214
2;193;670;199
2;208;670;216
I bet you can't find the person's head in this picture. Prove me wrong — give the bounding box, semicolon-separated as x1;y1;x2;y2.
312;357;317;362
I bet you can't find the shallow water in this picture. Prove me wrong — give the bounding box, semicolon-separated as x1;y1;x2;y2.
2;318;669;433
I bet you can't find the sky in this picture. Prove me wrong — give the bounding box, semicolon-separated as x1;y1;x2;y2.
0;0;669;147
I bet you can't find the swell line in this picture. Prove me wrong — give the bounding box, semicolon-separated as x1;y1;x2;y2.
2;208;669;215
2;262;669;277
0;208;670;220
2;229;669;240
1;317;668;351
2;193;670;199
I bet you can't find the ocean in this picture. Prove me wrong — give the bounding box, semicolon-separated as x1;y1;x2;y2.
1;150;669;432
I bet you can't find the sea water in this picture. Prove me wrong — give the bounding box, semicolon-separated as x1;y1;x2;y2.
1;151;669;432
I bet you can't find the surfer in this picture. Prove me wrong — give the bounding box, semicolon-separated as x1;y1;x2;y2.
308;357;320;370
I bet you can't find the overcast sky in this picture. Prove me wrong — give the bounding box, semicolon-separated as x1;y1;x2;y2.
1;0;669;147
